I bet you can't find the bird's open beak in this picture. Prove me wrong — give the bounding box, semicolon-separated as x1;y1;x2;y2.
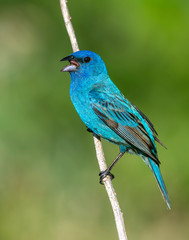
60;55;80;72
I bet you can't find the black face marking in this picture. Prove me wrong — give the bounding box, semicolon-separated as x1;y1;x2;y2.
84;56;91;63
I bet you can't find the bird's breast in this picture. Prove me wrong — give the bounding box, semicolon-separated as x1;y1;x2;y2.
70;84;94;125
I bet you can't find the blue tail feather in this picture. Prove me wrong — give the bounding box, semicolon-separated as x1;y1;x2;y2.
149;158;171;209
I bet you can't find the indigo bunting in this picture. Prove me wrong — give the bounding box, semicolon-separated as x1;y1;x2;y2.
61;50;171;209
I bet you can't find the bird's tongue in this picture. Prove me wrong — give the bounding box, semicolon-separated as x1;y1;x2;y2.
61;60;79;72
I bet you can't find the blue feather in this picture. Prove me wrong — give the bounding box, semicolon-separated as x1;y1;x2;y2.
149;159;171;209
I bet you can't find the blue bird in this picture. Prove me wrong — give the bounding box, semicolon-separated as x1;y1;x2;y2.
61;50;171;209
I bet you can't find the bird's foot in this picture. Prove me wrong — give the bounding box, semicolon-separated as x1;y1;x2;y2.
99;169;114;184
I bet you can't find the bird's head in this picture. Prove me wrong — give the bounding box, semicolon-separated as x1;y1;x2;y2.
61;50;108;78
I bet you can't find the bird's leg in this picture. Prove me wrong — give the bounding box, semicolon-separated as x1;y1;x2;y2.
99;152;125;184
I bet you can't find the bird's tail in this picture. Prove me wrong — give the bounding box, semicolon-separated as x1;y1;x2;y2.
148;158;171;209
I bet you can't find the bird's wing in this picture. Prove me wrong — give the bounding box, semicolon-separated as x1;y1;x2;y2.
134;105;167;149
89;89;160;165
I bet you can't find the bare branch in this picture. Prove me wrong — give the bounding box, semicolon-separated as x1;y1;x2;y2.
60;1;128;239
60;0;79;52
93;135;128;240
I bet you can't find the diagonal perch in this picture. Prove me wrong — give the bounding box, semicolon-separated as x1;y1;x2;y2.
59;1;128;239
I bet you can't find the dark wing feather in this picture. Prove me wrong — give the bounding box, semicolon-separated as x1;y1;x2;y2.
92;102;160;165
134;105;167;149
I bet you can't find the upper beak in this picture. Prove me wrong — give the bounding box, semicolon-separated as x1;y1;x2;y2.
60;55;80;72
60;55;74;62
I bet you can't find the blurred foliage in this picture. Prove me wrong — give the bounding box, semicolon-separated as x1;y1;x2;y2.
0;0;189;239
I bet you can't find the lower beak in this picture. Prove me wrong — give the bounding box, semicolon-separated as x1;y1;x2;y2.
61;57;80;72
61;64;77;72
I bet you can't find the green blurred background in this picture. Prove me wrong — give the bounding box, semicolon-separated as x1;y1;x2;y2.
0;0;189;239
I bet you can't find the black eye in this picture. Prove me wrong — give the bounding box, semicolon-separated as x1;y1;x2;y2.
84;56;91;63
